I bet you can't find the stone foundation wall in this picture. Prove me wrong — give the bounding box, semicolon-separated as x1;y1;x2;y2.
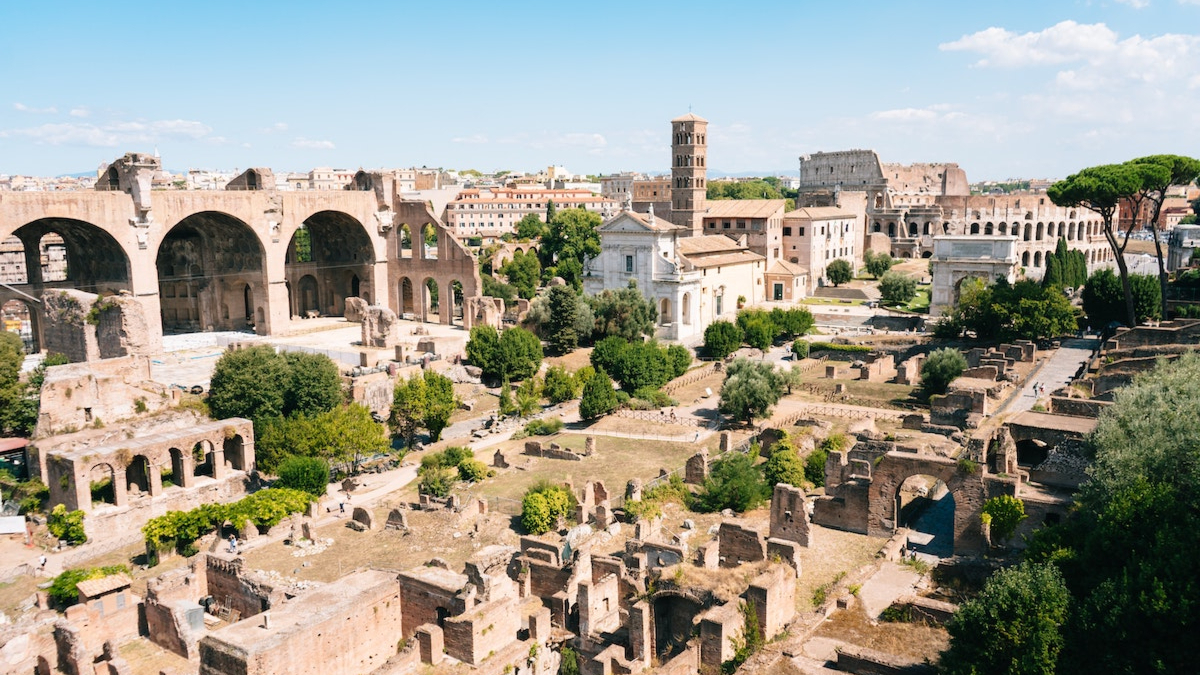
443;597;521;666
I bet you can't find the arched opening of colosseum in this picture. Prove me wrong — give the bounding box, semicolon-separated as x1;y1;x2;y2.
887;223;896;237
11;218;131;295
921;250;933;258
296;275;320;316
984;222;994;235
285;211;374;318
1024;224;1032;242
126;454;152;497
194;440;215;478
423;224;439;259
2;299;38;353
90;463;117;507
399;277;415;316
872;222;881;233
896;474;954;558
423;277;440;323
1022;251;1031;267
998;223;1007;235
969;223;980;235
1036;223;1045;241
398;224;413;259
224;434;248;472
652;593;703;659
908;222;918;237
923;222;931;235
1034;251;1043;268
449;280;464;326
156;211;264;334
1016;439;1049;467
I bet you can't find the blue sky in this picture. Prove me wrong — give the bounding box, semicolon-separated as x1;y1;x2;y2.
1;0;1197;180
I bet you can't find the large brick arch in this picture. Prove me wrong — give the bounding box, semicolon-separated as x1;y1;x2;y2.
866;452;1009;555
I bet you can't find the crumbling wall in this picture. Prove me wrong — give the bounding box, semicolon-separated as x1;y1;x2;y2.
442;596;521;666
205;556;284;621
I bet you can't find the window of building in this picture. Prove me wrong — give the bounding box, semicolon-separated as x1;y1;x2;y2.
625;255;634;273
799;227;805;236
737;220;746;229
783;227;792;236
723;221;731;229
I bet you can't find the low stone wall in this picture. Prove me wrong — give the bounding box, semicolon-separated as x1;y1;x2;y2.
835;644;937;675
1049;396;1111;418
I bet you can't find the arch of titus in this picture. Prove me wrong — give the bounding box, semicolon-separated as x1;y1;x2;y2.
0;153;481;357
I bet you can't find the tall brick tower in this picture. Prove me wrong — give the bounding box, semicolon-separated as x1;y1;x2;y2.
670;113;708;236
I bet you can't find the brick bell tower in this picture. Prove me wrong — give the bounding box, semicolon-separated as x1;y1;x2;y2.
670;112;708;236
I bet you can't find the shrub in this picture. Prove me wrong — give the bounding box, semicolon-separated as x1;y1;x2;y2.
764;438;806;488
48;504;86;544
457;458;489;483
579;368;618;419
523;417;564;436
142;488;312;558
704;320;744;359
879;270;917;305
981;495;1027;544
805;448;828;487
275;456;330;497
791;340;810;359
808;341;871;354
921;348;967;395
418;466;456;497
695;452;769;513
667;344;693;378
632;387;676;409
826;259;853;286
521;481;574;534
543;366;579;404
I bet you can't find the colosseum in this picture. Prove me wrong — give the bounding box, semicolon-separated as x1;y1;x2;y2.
796;149;1115;278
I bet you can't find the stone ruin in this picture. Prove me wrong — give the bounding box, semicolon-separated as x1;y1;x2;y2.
522;438;594;461
361;304;401;348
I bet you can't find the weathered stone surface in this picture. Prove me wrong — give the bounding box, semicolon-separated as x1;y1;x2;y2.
343;296;368;322
351;507;374;530
385;508;408;531
361;305;400;348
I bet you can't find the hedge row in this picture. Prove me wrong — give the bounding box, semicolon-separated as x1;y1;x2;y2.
142;488;313;558
807;341;871;354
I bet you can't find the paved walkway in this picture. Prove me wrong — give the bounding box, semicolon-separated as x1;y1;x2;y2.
997;337;1098;416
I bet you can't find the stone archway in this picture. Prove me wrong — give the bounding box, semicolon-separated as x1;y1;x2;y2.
296;275;320;316
896;474;954;558
399;277;415;316
423;277;440;323
651;592;704;659
660;297;672;326
89;463;118;508
285;211;375;319
126;454;153;498
156;211;264;334
448;280;464;326
9;218;132;295
1;298;39;353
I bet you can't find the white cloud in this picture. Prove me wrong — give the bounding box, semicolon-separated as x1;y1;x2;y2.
260;122;288;133
68;107;89;118
871;108;940;122
1116;0;1150;8
0;118;214;147
939;21;1121;67
291;137;335;149
13;102;57;114
451;134;488;144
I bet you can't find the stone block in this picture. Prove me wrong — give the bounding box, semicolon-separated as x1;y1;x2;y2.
385;508;408;531
684;450;709;485
344;297;368;323
415;623;444;665
351;506;375;530
361;305;400;348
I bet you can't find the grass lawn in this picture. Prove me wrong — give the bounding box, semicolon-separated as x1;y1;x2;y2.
801;297;866;306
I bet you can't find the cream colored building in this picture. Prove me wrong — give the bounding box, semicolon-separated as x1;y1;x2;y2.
782;206;861;291
444;188;619;242
583;209;763;342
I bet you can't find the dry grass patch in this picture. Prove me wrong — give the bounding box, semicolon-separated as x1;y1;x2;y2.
795;526;887;612
669;372;726;405
119;636;194;675
812;602;949;662
666;559;774;604
544;348;594;372
588;415;698;437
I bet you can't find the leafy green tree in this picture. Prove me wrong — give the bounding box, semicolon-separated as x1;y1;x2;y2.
695;452;769;513
540;208;601;290
805;447;827;487
706;180;784;201
940;562;1070;675
791;340;810;359
864;250;894;279
481;273;517;306
718;357;786;423
769;307;814;338
950;279;1078;341
320;404;390;473
208;345;290;428
499;249;541;300
741;314;775;352
545;285;580;355
282;351;343;417
457;458;489;483
1082;269;1160;326
825;259;852;287
48;504;87;544
1128;155;1200;319
515;213;547;240
982;495;1027;544
878;271;917;305
275;456;330;497
498;378;516;416
579;368;618;419
521;482;573;534
764;437;806;488
1049;162;1156;326
496;327;543;381
543;366;579;404
666;344;692;378
614;340;672;392
588;280;657;341
418;464;456;497
545;199;556;224
704;320;744;359
589;336;627;381
422;370;458;442
516;376;542;417
389;373;428;448
466;325;500;377
921;348;967;395
780;363;804;394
